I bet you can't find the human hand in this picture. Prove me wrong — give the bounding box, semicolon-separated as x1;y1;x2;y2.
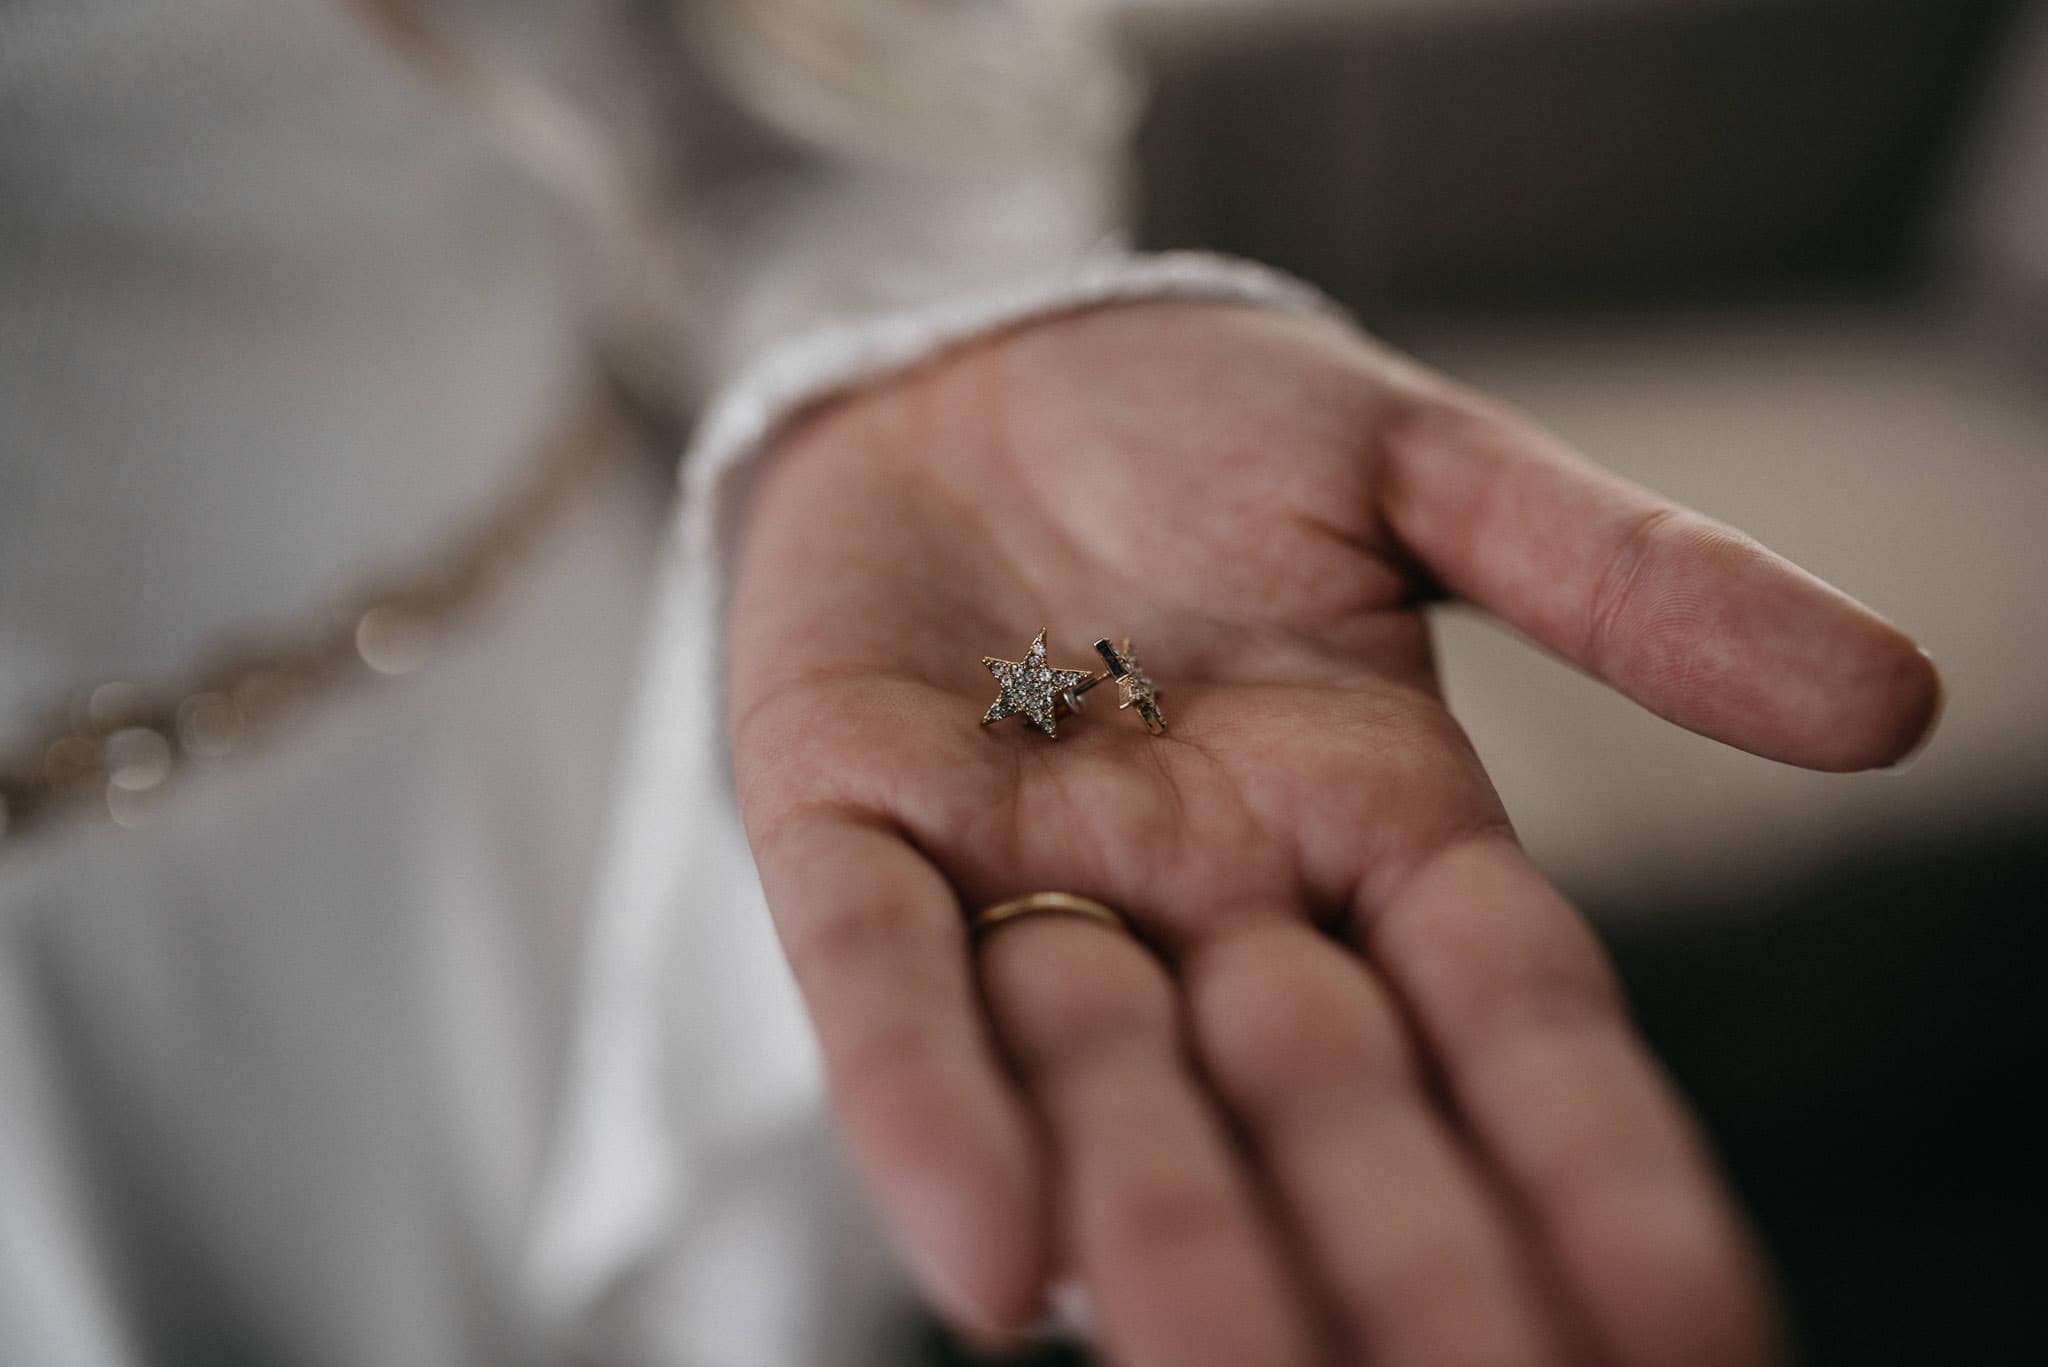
727;301;1938;1365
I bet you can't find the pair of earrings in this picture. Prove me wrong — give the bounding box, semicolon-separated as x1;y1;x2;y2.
981;631;1166;741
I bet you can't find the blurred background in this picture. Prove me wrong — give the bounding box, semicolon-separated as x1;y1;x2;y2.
1080;1;2046;1362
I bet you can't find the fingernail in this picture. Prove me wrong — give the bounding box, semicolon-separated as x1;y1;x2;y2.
1042;1277;1095;1338
964;1277;1093;1353
1885;649;1946;774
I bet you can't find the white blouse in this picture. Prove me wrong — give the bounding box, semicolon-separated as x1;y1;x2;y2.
0;3;1326;1363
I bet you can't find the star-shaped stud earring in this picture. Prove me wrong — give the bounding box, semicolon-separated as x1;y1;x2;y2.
1094;637;1166;734
982;631;1098;739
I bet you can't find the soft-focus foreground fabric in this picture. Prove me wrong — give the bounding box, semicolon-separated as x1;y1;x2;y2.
0;2;1318;1364
0;1;1096;1363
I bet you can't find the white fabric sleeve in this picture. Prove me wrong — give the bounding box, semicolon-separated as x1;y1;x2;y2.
681;249;1342;579
525;250;1342;1359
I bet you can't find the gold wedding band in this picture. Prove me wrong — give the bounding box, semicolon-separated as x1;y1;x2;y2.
972;891;1133;939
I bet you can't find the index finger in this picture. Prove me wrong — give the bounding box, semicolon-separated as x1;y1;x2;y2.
1377;392;1941;771
1369;834;1786;1367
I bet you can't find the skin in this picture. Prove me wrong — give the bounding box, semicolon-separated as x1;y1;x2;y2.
727;301;1942;1367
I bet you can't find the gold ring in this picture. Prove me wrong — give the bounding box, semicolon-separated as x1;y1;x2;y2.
972;891;1133;939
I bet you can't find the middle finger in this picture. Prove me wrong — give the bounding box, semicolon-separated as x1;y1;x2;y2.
977;908;1319;1367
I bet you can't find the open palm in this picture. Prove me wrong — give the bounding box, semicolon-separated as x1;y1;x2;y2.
728;301;1938;1366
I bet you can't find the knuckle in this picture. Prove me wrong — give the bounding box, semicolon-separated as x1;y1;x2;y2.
1191;926;1409;1104
737;678;951;825
1099;1173;1238;1265
1394;1305;1556;1367
780;875;941;986
1583;508;1767;693
1478;1022;1660;1204
732;684;846;811
1381;870;1624;1054
1583;504;1682;670
1341;1229;1558;1367
827;1016;952;1111
985;928;1176;1073
1483;970;1629;1072
1378;1233;1496;1312
1381;392;1496;463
